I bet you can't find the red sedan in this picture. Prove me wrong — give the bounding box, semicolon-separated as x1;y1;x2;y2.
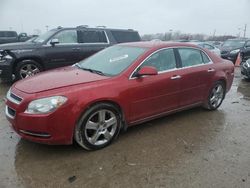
5;42;234;150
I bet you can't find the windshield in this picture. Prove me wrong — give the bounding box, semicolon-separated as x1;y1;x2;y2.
33;30;56;43
222;40;245;48
78;45;146;76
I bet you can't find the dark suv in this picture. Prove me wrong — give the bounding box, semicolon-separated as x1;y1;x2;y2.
240;40;250;63
0;26;141;81
220;38;247;64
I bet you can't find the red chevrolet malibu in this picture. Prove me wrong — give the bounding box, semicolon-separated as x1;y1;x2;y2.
5;42;234;150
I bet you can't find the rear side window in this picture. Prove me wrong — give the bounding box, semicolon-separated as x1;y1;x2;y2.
201;51;210;64
111;31;140;43
178;48;204;67
78;30;107;43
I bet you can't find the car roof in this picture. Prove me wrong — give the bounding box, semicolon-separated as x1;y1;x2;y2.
118;41;200;49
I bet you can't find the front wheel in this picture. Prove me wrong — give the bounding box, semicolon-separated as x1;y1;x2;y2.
204;81;225;110
74;103;121;150
15;60;43;80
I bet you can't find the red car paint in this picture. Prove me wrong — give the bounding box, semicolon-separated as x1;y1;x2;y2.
5;42;234;145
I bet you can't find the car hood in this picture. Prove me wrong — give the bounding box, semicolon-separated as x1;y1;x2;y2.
14;66;109;94
0;42;40;51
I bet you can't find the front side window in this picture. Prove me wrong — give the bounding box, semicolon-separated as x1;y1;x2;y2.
178;48;204;67
52;30;77;43
140;49;176;72
78;30;107;43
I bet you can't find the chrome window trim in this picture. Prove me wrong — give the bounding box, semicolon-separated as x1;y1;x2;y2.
129;46;214;80
6;90;23;105
45;30;109;46
5;106;15;119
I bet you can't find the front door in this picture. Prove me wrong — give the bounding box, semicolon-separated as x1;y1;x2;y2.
128;48;181;122
43;29;81;69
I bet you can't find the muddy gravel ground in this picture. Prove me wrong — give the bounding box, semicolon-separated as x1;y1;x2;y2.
0;68;250;188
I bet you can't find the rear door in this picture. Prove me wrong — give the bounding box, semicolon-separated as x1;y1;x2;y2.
176;48;215;107
128;48;181;122
77;30;110;61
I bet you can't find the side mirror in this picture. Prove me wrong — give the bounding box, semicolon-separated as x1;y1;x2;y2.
136;66;158;77
50;38;59;46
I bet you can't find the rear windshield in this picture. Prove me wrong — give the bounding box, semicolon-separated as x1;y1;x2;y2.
111;30;141;43
0;31;17;37
222;40;246;48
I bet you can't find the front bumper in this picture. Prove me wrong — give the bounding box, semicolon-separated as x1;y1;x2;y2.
241;62;250;79
5;87;77;145
0;58;14;81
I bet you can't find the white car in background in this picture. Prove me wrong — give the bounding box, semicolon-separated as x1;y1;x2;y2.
189;42;221;56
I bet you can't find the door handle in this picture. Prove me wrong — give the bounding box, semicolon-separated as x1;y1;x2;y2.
207;68;215;72
171;75;182;80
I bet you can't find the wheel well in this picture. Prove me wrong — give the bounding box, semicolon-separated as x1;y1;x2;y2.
218;79;226;89
13;57;44;71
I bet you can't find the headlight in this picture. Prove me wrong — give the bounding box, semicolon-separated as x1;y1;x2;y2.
25;96;67;114
230;49;240;54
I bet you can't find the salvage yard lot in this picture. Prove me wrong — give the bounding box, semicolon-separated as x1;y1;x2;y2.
0;68;250;188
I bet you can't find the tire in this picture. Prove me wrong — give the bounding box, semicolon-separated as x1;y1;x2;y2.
15;60;43;80
74;103;121;150
204;81;225;110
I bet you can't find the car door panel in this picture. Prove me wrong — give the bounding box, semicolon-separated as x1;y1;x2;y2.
128;71;181;122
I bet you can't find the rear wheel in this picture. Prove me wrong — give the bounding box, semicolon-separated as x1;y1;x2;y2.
74;103;121;150
15;60;43;80
204;81;225;110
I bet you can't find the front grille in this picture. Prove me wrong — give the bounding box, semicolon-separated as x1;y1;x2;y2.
10;93;22;103
5;106;16;119
7;90;23;105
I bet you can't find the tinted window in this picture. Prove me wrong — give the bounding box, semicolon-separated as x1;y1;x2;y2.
141;49;176;72
178;48;204;67
78;46;146;76
0;31;17;37
78;30;107;43
53;30;77;43
111;31;140;43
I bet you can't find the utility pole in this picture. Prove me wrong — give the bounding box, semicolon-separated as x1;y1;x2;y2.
243;24;247;38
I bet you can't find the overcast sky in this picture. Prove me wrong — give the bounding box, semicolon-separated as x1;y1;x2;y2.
0;0;250;37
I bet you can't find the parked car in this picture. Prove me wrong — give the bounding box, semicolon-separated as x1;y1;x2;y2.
0;26;141;81
5;42;234;150
0;31;18;44
241;58;250;79
189;42;221;56
220;38;247;64
240;39;250;63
